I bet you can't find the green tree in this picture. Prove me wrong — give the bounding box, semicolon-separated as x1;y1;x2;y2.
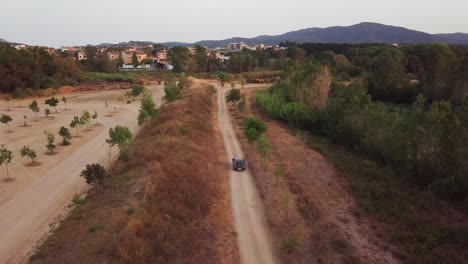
138;89;158;127
178;73;188;89
256;135;272;169
237;100;246;112
0;114;12;131
0;146;13;179
59;126;71;145
131;85;144;98
80;163;106;184
45;97;59;112
164;79;182;102
70;116;82;136
132;52;139;68
44;108;51;118
168;46;192;73
194;45;207;72
13;87;26;108
62;96;68;110
226;88;241;106
369;47;409;102
81;110;91;129
44;130;56;153
29;100;40;120
246;127;260;145
20;146;37;163
117;52;124;68
107;126;133;159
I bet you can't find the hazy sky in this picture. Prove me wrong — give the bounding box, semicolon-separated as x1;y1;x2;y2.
1;0;467;47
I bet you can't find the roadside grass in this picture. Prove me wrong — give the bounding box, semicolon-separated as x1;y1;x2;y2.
81;72;139;84
304;133;468;263
115;82;232;263
71;194;85;206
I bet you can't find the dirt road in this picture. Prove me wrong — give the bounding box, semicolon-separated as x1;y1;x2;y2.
217;86;276;264
0;85;163;264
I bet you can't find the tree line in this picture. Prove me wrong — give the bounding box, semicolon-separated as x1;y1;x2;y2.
0;42;81;93
256;60;468;200
297;43;468;104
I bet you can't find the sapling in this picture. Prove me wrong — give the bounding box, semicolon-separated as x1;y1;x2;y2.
0;146;13;179
44;130;56;153
0;114;12;132
20;146;37;164
45;97;59;113
29;100;40;120
59;126;71;145
81;110;91;129
45;108;51;118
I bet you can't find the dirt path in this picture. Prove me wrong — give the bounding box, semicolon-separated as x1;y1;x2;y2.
0;84;164;264
216;86;276;264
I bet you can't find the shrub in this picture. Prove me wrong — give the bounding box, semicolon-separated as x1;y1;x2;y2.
242;116;267;135
281;234;299;253
44;130;56;153
59;126;71;145
226;88;241;104
164;83;182;102
72;194;85;206
20;146;37;163
80;163;106;184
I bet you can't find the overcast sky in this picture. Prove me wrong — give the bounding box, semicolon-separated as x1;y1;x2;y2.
1;0;467;47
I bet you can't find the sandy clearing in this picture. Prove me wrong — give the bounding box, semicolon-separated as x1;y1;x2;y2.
216;85;276;264
0;84;164;264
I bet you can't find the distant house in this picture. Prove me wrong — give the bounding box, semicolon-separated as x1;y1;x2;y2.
14;45;27;50
76;51;87;61
188;47;196;55
121;51;148;64
107;51;120;60
219;55;230;62
155;49;168;62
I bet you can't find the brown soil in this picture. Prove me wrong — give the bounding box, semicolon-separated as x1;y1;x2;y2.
29;80;238;264
25;161;42;167
230;88;398;263
0;84;164;263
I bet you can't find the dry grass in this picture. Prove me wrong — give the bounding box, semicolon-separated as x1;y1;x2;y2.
29;81;238;264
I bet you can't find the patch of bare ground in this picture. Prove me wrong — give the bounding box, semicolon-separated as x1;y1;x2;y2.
230;88;397;263
29;80;238;264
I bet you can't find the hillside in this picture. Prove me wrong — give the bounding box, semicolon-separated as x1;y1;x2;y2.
93;22;468;49
194;22;468;47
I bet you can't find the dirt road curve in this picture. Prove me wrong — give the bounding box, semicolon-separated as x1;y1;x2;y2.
217;86;276;264
0;85;163;264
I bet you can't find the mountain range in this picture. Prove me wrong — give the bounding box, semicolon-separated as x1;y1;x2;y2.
188;22;468;48
104;22;468;48
3;22;468;48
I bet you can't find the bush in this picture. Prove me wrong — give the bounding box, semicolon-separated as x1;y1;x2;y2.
80;163;106;184
281;234;299;253
82;72;137;84
243;116;267;144
164;83;182;102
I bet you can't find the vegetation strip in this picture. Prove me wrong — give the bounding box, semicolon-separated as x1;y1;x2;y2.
29;79;238;264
